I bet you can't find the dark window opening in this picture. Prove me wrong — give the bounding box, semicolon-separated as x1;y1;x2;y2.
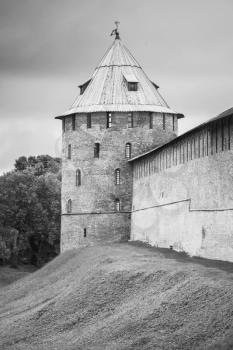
221;119;224;151
125;143;131;159
79;79;91;95
163;113;166;130
62;119;66;132
76;169;81;186
68;144;71;159
172;115;175;131
72;115;76;131
67;199;72;214
94;143;100;158
87;114;91;128
107;112;112;128
80;86;85;94
128;82;138;91
128;113;133;128
115;169;120;185
149;112;153;129
228;118;231;150
84;228;87;238
215;122;218;153
115;198;120;211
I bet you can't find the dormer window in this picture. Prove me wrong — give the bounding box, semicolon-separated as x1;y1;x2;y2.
128;82;138;91
80;86;85;95
123;74;138;92
79;79;91;95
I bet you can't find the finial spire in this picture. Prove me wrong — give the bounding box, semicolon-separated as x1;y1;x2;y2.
110;21;120;40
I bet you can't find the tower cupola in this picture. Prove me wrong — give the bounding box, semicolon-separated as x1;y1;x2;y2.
56;28;183;119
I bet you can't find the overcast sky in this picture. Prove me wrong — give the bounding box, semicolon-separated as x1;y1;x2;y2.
0;0;232;174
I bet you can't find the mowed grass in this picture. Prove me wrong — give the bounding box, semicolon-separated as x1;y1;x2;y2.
0;265;36;288
1;243;233;350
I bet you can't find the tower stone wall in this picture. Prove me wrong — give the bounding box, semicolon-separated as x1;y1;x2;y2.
60;111;177;251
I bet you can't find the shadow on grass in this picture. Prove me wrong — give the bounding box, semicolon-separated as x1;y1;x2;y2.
128;240;233;274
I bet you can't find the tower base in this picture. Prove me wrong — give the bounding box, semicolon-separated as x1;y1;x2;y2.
60;212;131;252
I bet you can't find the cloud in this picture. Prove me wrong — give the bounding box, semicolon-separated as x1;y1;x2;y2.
0;0;232;173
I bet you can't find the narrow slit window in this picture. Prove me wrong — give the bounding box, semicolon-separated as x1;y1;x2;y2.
210;125;214;155
67;199;72;214
68;144;71;159
215;122;218;153
115;169;120;185
72;114;76;131
76;169;81;186
87;114;91;128
172;115;175;131
228;117;231;150
107;112;112;128
84;228;87;238
221;119;224;151
115;198;120;211
149;112;153;129
163;113;166;130
128;113;133;128
62;118;66;132
125;143;131;159
94;143;100;158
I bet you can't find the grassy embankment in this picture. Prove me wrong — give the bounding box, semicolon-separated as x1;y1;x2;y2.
1;242;233;350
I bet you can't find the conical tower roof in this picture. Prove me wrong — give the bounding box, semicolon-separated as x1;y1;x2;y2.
57;36;183;117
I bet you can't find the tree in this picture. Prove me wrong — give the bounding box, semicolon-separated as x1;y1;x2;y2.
0;156;61;267
14;156;28;171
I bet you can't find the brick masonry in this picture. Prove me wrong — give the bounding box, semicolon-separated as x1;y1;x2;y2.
60;111;177;251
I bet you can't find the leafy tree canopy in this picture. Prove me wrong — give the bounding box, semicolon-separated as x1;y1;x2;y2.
0;155;61;267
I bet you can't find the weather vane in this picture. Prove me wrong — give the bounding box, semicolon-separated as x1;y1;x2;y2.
110;21;120;39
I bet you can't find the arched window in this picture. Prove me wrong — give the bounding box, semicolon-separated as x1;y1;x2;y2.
94;143;100;158
115;168;120;185
76;169;81;186
68;144;71;159
67;199;72;214
125;143;131;159
115;198;120;211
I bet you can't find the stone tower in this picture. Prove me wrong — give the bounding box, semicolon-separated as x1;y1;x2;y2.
56;28;183;252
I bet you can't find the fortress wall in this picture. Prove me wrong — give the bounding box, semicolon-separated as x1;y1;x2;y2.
61;213;130;252
131;115;233;262
61;112;176;251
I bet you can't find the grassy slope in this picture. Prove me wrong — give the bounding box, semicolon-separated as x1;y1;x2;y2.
0;265;36;288
1;243;233;350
